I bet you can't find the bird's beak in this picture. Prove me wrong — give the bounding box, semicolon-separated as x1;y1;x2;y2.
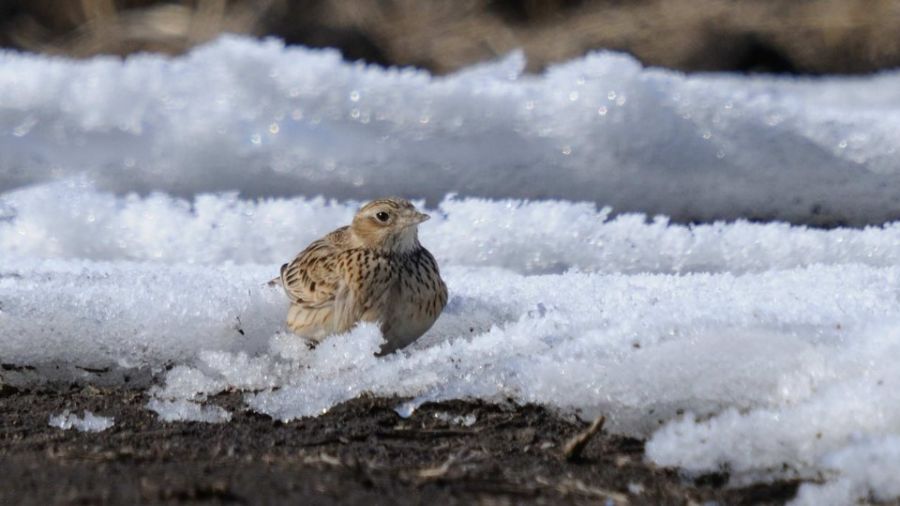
409;212;430;225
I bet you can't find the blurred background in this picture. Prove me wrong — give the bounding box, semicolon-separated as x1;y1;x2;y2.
2;0;900;75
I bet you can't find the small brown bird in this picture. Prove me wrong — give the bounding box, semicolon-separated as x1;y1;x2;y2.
274;198;448;354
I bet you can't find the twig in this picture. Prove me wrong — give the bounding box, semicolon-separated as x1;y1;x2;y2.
303;452;342;466
562;415;605;461
535;476;629;504
416;455;457;479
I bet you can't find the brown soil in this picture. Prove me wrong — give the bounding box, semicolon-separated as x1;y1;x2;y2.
0;385;801;505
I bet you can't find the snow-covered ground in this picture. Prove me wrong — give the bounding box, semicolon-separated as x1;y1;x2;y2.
3;36;900;224
3;36;900;504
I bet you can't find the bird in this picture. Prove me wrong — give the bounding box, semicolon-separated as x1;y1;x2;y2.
273;197;448;354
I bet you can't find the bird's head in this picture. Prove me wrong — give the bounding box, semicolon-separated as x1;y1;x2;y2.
351;198;430;253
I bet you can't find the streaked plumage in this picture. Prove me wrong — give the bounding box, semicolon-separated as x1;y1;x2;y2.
274;198;447;354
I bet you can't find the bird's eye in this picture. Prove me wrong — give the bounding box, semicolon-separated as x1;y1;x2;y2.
376;211;390;222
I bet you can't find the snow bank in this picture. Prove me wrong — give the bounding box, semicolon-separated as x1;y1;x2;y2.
4;185;900;501
0;254;282;382
48;410;114;432
5;181;900;275
5;224;900;504
793;436;900;505
3;36;900;224
7;245;900;429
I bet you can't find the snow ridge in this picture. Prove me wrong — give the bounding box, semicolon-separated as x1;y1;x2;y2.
3;36;900;223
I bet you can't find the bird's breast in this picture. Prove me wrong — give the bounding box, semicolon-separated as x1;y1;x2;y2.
379;249;447;347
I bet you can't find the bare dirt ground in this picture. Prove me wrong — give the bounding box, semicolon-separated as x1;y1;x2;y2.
0;386;801;505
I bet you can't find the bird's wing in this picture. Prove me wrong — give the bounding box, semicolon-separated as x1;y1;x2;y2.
280;227;350;308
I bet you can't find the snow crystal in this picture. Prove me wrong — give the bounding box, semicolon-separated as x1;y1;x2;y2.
48;410;114;432
2;36;900;224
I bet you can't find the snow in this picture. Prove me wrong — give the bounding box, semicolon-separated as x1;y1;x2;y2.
2;36;900;225
5;196;900;504
5;180;900;275
4;35;900;504
0;254;283;382
431;412;478;427
792;436;900;505
48;410;115;432
147;398;232;424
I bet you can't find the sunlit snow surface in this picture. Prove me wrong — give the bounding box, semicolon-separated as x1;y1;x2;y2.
4;37;900;504
3;36;900;224
4;186;900;503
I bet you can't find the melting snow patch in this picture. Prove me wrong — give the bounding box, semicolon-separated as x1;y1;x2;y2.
147;399;232;424
433;412;477;427
48;410;114;432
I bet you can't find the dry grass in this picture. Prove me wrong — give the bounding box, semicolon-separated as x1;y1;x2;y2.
2;0;900;73
6;0;269;57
